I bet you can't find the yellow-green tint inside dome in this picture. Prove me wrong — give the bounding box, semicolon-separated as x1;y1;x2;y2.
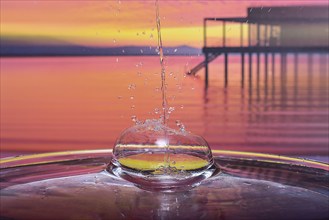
118;153;209;171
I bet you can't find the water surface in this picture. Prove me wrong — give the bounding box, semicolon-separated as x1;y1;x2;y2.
0;55;328;158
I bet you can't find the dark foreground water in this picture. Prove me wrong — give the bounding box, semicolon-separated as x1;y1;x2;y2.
0;55;328;159
1;150;328;220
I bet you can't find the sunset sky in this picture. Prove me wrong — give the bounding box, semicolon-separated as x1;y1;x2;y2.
1;0;328;48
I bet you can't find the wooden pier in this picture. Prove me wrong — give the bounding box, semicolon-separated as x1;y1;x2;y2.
188;6;329;88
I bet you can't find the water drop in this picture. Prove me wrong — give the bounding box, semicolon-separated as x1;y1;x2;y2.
131;115;138;123
128;84;136;90
150;34;154;39
140;49;143;54
175;120;186;132
113;39;116;43
174;48;178;53
94;175;100;184
168;107;175;114
116;58;119;63
130;96;134;100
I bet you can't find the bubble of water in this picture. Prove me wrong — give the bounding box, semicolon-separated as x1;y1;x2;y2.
108;119;215;192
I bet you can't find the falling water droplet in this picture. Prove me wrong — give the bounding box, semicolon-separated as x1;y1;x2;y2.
175;120;186;132
168;107;175;114
131;115;138;123
128;84;136;90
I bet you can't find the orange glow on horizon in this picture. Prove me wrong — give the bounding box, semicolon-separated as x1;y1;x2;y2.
1;0;327;48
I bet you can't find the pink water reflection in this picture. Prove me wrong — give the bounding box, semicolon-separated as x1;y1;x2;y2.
1;55;328;156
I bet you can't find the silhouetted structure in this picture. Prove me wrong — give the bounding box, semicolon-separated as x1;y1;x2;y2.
188;5;329;88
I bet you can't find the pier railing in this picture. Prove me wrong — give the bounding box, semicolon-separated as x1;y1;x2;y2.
189;7;329;87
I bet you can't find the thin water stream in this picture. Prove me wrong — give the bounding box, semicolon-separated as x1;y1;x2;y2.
155;0;168;126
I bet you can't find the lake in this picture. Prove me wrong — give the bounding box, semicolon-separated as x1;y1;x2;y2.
0;55;328;161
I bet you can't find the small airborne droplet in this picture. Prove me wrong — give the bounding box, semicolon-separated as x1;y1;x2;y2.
168;107;175;114
128;84;136;90
131;115;137;122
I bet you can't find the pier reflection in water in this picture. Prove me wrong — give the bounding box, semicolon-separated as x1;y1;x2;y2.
200;53;328;158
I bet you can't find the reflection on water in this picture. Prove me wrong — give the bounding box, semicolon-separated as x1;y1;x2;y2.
0;55;328;157
1;151;328;220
